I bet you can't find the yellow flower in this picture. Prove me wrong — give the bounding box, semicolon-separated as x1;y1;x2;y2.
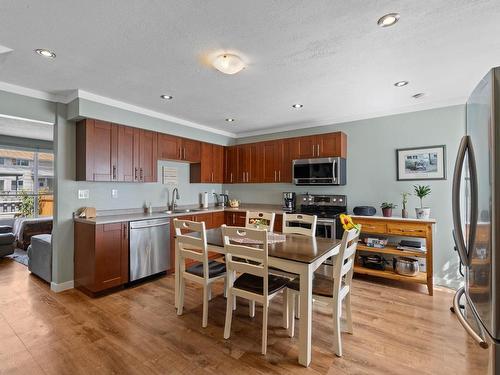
339;214;360;232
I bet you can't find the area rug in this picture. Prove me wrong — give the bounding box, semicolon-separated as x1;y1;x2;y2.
6;248;29;266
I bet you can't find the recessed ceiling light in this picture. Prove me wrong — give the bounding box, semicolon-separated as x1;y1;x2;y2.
394;80;409;87
292;104;303;109
160;94;173;100
412;93;426;99
212;54;245;75
225;118;235;122
377;13;400;27
35;48;56;58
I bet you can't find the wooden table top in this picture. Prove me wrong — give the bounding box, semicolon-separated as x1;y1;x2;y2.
203;228;341;264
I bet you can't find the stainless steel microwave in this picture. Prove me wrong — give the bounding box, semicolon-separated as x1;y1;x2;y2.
292;157;346;185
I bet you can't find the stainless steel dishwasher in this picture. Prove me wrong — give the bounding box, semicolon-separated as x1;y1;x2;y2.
129;218;170;282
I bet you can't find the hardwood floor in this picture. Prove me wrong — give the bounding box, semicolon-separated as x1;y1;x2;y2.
0;258;488;375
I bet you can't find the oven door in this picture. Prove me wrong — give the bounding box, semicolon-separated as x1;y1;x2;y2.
316;219;336;239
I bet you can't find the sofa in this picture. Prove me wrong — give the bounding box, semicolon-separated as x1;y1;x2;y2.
13;216;53;250
27;234;52;282
0;225;16;257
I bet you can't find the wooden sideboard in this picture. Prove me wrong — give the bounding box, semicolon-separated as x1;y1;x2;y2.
352;215;436;295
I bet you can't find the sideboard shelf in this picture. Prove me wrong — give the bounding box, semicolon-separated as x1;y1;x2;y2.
352;215;435;295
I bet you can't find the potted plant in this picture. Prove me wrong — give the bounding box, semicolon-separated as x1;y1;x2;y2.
414;185;431;219
380;202;397;217
401;192;411;218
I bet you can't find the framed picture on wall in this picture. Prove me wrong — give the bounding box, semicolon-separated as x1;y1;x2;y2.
396;145;446;181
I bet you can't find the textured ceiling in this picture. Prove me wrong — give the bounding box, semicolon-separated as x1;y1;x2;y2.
0;0;500;136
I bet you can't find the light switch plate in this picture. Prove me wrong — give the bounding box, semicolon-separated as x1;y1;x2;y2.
78;189;89;199
111;189;118;198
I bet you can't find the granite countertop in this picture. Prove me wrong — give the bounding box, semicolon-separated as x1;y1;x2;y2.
74;204;287;225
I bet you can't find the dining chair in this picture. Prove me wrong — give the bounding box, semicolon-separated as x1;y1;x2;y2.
221;225;289;355
282;213;317;236
286;227;360;357
245;211;276;232
174;218;227;328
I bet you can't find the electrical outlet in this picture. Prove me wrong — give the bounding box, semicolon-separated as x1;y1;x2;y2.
111;189;118;198
78;189;89;199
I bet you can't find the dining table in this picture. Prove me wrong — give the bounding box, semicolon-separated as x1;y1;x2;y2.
174;227;341;367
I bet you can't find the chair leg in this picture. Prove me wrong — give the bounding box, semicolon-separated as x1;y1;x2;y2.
282;289;288;329
345;293;353;334
223;277;227;298
202;285;209;328
224;290;233;339
177;277;185;316
295;294;300;319
233;295;237;310
262;302;269;355
288;290;295;338
333;301;342;357
207;285;212;301
249;300;255;318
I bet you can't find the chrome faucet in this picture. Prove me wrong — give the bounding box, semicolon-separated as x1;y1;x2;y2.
170;187;180;210
213;192;220;207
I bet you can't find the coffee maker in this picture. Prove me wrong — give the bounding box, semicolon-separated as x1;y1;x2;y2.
283;192;296;212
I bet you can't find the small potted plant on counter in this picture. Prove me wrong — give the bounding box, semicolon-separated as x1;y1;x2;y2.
414;185;431;219
401;192;411;218
380;202;397;217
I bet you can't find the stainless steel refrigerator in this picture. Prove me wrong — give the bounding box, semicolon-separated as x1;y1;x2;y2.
452;67;500;374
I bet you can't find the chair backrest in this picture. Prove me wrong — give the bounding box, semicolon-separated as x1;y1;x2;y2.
245;211;276;232
221;225;270;295
282;213;317;236
331;227;361;298
173;219;209;277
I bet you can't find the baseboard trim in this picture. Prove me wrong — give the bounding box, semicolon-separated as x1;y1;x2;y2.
50;280;74;293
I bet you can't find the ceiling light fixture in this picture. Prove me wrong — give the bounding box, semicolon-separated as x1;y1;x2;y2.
225;118;235;122
377;13;400;27
212;54;245;75
160;94;173;100
394;80;409;87
35;48;56;58
412;93;425;99
292;104;303;109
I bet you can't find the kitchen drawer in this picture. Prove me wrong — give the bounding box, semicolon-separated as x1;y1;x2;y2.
356;219;387;234
387;223;427;237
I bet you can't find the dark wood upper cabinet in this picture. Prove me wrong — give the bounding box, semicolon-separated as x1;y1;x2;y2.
74;221;129;295
262;141;280;183
224;146;238;184
236;144;251;183
138;129;157;182
158;134;201;163
190;142;224;183
157;133;181;160
76;119;116;181
76;119;158;182
117;126;137;182
292;132;347;160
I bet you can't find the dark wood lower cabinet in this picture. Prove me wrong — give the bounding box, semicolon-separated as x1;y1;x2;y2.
74;221;129;295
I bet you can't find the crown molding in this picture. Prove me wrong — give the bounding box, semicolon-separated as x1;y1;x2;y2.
0;81;64;102
235;96;467;138
75;90;237;138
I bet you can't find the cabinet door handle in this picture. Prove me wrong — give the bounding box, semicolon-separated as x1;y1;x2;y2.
183;148;186;160
230;172;233;183
317;144;320;156
179;147;182;159
140;168;143;181
274;170;277;182
112;165;117;180
278;170;281;181
211;172;214;182
134;167;138;181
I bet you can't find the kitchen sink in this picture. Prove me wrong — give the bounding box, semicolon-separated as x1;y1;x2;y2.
164;208;206;214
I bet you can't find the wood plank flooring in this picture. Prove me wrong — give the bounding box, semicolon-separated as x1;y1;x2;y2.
0;258;489;374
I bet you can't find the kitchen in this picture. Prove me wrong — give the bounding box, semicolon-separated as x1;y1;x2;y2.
0;1;498;374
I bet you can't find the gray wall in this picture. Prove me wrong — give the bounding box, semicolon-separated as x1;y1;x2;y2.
225;105;466;288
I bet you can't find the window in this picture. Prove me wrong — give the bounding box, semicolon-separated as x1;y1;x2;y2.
0;148;54;218
12;158;29;166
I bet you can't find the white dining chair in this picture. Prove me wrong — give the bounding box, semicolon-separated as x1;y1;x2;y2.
282;213;317;236
221;225;289;355
174;218;227;328
286;227;360;357
245;211;276;232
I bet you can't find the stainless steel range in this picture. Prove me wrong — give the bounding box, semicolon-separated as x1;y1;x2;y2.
295;193;347;240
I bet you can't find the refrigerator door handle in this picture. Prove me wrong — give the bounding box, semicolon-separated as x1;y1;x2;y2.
466;138;479;265
452;287;489;349
452;136;471;266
